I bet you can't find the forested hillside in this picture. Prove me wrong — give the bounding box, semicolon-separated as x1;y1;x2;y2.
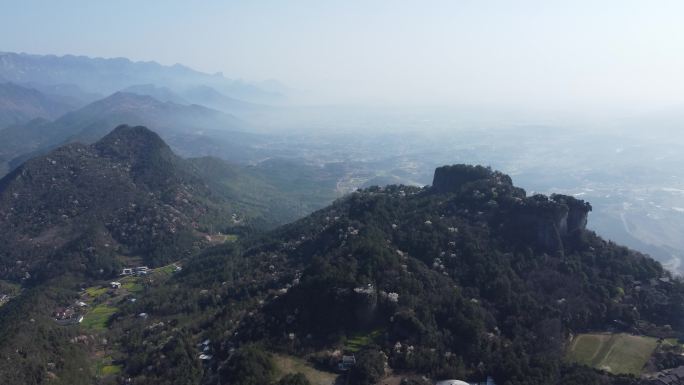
0;125;337;283
65;164;683;385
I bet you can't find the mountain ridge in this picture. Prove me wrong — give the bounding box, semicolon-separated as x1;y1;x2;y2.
0;51;284;103
0;91;255;174
0;156;680;385
91;164;681;385
0;82;76;129
0;124;342;282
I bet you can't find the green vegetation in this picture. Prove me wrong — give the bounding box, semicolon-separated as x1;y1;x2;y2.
122;280;143;293
0;125;340;285
0;283;95;385
81;305;118;330
2;164;683;385
349;348;387;385
219;346;276;385
277;373;312;385
0;280;20;295
154;263;178;276
273;355;337;385
106;167;684;385
345;329;384;352
85;286;108;298
566;333;658;375
99;363;122;376
95;354;123;377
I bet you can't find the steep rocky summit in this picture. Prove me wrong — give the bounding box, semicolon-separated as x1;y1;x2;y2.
432;164;591;252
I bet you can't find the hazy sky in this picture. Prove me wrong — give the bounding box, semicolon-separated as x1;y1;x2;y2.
3;0;684;110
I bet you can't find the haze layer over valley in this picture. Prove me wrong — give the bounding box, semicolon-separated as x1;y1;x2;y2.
230;106;684;274
1;49;683;273
4;2;684;385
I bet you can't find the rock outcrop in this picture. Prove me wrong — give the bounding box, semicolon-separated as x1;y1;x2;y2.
431;164;591;254
509;194;591;253
432;164;512;193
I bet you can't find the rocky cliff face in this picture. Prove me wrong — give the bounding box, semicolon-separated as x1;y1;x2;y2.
552;194;592;236
432;164;592;253
511;194;591;253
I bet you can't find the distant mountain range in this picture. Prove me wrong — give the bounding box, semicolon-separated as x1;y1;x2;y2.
0;52;287;177
122;83;267;114
0;82;76;128
0;51;285;103
121;84;189;104
0;92;265;173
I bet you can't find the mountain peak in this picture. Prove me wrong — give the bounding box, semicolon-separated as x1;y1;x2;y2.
95;124;172;161
432;164;512;193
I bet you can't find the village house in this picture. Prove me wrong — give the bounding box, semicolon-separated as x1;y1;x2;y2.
110;281;122;289
337;355;356;371
121;266;150;276
53;307;76;320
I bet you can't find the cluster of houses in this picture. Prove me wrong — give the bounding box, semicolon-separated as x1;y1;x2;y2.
109;266;152;289
120;266;150;276
198;339;213;361
53;301;87;325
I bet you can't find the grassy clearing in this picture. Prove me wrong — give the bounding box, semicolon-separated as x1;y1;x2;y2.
101;365;122;375
0;280;21;295
345;329;383;352
153;263;180;277
273;354;338;385
95;355;123;377
99;364;122;376
122;280;143;293
82;305;118;330
566;333;658;375
85;286;108;298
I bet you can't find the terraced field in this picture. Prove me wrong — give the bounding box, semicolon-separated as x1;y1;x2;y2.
566;333;658;375
81;305;118;330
